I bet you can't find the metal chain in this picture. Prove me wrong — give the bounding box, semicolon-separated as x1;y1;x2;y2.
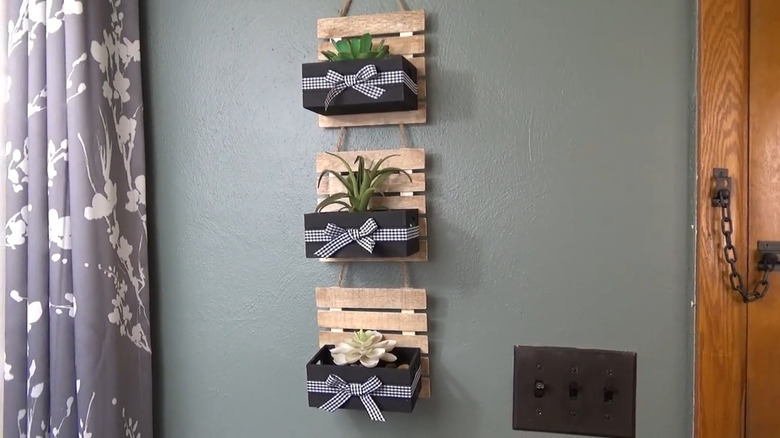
716;190;775;302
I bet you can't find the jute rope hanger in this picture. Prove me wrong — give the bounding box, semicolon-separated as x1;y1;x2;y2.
339;0;408;16
333;0;412;288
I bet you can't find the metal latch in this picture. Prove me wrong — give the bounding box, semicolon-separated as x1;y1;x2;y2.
711;168;731;207
758;241;780;272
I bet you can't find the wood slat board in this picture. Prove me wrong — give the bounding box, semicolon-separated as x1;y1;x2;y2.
315;148;428;262
318;173;426;195
317;10;425;39
746;0;780;435
316;148;425;171
316;287;431;399
695;0;749;436
316;287;426;309
315;10;427;128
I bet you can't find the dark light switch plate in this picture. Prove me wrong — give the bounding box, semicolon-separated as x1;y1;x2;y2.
513;346;637;438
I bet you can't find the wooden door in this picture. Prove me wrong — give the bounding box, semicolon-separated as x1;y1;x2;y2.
746;0;780;435
697;0;780;436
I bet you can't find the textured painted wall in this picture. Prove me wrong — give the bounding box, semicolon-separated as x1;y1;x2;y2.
141;1;695;437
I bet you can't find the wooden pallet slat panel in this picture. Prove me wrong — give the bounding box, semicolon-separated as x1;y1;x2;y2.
321;240;428;262
318;172;426;195
319;104;426;128
417;78;427;99
409;57;426;76
316;148;425;172
420;378;431;398
318;35;425;60
418;217;427;237
316;287;427;309
314;285;430;399
317;10;425;39
318;195;425;213
318;310;427;332
319;332;429;354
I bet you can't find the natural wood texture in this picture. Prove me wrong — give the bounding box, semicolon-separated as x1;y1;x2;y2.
316;148;425;172
318;172;426;195
317;10;425;39
319;331;429;354
746;1;780;435
321;240;428;262
408;57;425;76
318;310;427;332
316;287;431;398
319;104;426;128
318;35;425;59
696;0;749;436
420;378;431;398
416;78;426;99
316;287;427;309
318;194;425;213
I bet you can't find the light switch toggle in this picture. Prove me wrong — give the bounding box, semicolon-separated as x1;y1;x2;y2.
534;380;546;398
569;382;579;400
604;386;615;403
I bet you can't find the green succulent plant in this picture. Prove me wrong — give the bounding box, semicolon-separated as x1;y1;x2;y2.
316;153;412;213
321;33;390;61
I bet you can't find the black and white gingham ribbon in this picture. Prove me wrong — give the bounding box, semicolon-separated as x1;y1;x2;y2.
302;64;418;111
317;374;385;421
308;368;423;421
305;218;420;258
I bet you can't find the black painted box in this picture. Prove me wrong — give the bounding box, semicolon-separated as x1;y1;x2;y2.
302;55;418;116
304;209;419;259
306;345;422;413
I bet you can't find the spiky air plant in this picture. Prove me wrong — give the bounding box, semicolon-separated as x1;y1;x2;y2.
316;153;412;213
321;33;390;61
330;330;398;368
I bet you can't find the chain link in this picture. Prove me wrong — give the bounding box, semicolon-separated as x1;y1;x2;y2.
716;190;775;302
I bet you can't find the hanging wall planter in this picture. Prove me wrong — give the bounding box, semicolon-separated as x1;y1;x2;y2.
306;331;423;420
302;35;419;116
305;152;421;259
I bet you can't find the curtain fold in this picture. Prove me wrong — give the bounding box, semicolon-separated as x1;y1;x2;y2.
1;1;9;432
4;1;152;437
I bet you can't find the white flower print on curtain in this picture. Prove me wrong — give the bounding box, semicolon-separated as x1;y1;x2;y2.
4;1;152;437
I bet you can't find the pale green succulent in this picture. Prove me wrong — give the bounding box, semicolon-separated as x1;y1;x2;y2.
330;329;398;368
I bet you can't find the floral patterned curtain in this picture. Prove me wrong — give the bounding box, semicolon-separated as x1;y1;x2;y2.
4;1;152;437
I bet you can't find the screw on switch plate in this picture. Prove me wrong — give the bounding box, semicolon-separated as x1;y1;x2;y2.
512;346;637;438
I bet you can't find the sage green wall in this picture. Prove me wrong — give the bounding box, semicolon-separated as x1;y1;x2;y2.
142;1;695;437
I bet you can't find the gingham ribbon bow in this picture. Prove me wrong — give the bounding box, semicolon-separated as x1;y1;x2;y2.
323;65;386;110
318;374;385;422
313;218;378;258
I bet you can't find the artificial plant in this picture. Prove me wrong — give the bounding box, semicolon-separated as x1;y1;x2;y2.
330;330;398;368
321;33;390;61
316;153;412;213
